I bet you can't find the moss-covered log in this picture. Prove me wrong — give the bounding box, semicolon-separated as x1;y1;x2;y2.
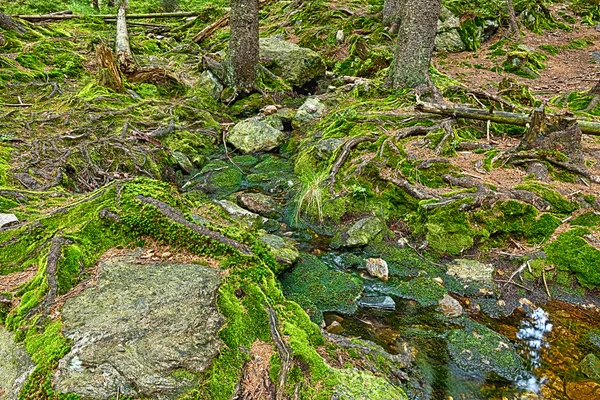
416;101;600;136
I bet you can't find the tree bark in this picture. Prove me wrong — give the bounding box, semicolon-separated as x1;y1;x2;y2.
389;0;441;89
229;0;259;92
115;0;137;74
0;12;26;34
382;0;400;26
507;0;519;40
416;101;600;136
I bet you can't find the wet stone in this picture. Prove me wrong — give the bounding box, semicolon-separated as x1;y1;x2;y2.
365;258;389;281
565;380;600;400
357;296;396;311
53;253;223;400
438;294;463;318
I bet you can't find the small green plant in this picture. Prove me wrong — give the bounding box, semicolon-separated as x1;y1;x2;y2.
295;171;328;223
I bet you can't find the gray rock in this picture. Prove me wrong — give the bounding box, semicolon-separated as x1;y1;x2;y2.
227;118;285;153
214;199;261;229
236;192;279;218
294;97;326;127
592;51;600;63
172;151;196;174
481;20;499;42
259;37;326;87
446;259;495;284
316;138;345;160
0;327;35;400
198;70;223;100
344;217;383;247
259;234;299;265
0;214;18;228
261;114;284;131
437;6;460;32
435;30;465;53
53;254;223;400
596;24;600;32
336;30;345;43
438;294;463;318
358;296;396;311
365;258;389;281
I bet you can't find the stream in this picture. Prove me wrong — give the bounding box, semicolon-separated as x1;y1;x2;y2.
284;240;600;400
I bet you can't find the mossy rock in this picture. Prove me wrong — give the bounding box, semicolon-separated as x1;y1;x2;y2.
280;253;363;323
367;276;447;307
447;319;526;382
185;160;244;198
332;369;407;399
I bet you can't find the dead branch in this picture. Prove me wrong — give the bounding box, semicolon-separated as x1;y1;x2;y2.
96;41;124;92
416;101;600;136
115;1;137;74
135;195;252;254
13;11;197;21
192;14;229;43
444;85;517;110
0;12;27;34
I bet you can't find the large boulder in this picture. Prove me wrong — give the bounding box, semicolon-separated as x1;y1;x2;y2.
259;233;299;267
259;37;326;87
227;118;285;153
0;327;35;400
446;259;495;285
435;6;465;53
53;253;223;400
332;217;384;248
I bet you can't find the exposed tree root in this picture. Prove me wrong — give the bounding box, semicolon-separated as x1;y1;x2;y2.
444;85;518;110
135;195;252;254
267;307;292;400
327;135;376;193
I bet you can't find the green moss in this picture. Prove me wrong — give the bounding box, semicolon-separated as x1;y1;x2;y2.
571;212;600;228
423;198;477;255
280;254;362;323
377;276;447;307
544;228;600;288
514;183;579;213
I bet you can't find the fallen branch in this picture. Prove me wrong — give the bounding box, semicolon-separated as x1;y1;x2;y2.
416;101;600;136
135;195;252;255
192;14;229;43
13;12;198;21
0;12;27;34
115;1;137;74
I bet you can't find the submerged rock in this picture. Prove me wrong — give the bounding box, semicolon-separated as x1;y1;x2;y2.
53;254;223;399
259;37;326;87
0;327;34;400
227;118;285;153
565;380;600;400
447;319;526;382
579;353;600;380
365;258;389;281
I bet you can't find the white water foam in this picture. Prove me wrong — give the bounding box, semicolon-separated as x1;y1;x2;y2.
515;306;553;394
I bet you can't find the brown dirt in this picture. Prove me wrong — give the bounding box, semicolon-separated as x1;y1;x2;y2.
238;340;276;400
0;265;37;292
435;12;600;101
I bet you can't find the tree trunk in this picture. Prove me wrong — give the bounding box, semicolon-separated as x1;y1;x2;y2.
93;0;99;10
108;0;115;6
229;0;259;92
382;0;400;26
389;0;441;89
0;12;26;34
507;0;519;40
115;0;137;74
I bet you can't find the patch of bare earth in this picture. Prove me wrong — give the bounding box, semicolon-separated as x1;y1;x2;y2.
0;265;37;293
236;340;276;400
436;12;600;101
